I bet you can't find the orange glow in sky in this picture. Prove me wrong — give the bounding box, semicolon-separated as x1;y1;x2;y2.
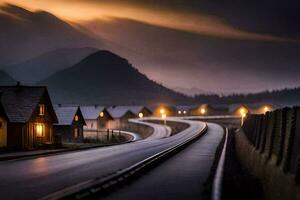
0;0;299;43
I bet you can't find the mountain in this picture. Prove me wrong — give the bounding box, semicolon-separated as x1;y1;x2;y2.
41;50;192;105
0;70;16;85
5;47;98;84
0;4;99;65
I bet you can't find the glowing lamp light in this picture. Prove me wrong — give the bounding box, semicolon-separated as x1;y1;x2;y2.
161;114;167;119
264;106;270;113
183;110;187;114
160;109;165;114
36;124;44;137
200;108;206;115
100;112;104;117
139;112;144;118
178;110;182;115
240;108;246;115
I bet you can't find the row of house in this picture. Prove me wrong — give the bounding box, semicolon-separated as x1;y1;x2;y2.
152;103;277;117
0;85;278;150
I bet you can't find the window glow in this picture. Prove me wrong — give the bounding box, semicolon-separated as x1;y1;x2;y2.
264;106;270;113
160;109;165;114
161;114;167;119
74;115;79;121
39;104;45;115
36;123;44;137
200;108;206;115
100;112;104;117
183;110;187;114
139;112;144;118
178;110;182;114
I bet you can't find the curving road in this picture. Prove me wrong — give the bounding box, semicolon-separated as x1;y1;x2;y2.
103;123;224;200
0;118;205;200
129;118;172;140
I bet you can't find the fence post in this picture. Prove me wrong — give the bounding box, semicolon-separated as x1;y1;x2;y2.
264;112;275;160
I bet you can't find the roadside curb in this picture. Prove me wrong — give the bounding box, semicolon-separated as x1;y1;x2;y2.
39;123;208;200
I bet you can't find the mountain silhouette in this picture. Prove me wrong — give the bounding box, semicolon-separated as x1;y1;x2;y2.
41;50;192;105
0;4;98;65
6;47;98;84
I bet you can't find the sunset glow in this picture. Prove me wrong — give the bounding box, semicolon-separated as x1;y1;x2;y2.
1;0;298;43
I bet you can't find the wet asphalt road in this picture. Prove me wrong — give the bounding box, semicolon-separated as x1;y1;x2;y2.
103;123;224;200
0;118;205;200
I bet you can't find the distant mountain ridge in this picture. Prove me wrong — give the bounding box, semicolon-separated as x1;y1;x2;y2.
41;50;192;105
5;47;99;84
0;4;99;65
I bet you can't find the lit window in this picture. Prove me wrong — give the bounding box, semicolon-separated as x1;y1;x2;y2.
139;112;144;118
39;104;45;115
100;112;104;117
200;108;206;115
183;110;187;114
74;115;79;121
178;111;182;114
36;123;45;137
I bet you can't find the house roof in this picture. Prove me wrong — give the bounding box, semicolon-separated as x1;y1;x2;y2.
0;86;58;123
107;106;137;119
54;106;80;125
110;106;152;115
80;106;106;119
174;105;196;111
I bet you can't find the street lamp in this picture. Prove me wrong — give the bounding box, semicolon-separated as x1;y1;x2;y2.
240;108;247;125
264;106;270;114
161;113;167;126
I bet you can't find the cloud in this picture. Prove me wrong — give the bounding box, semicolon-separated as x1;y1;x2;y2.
1;0;299;43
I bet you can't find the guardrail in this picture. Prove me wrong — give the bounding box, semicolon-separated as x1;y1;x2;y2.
242;107;300;178
40;123;208;200
212;128;228;200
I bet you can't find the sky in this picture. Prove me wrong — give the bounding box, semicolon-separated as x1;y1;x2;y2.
1;0;300;95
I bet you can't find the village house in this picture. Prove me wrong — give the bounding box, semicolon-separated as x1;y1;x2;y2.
115;106;152;118
0;85;58;149
229;104;250;116
80;106;113;130
107;106;137;130
151;105;176;117
54;106;86;143
189;104;229;116
175;105;195;116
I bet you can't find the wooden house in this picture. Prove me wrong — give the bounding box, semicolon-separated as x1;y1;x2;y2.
54;106;86;143
0;85;58;149
151;105;176;117
175;105;195;116
107;106;137;129
0;101;8;148
189;104;229;116
81;106;113;130
116;106;152;118
229;104;250;116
